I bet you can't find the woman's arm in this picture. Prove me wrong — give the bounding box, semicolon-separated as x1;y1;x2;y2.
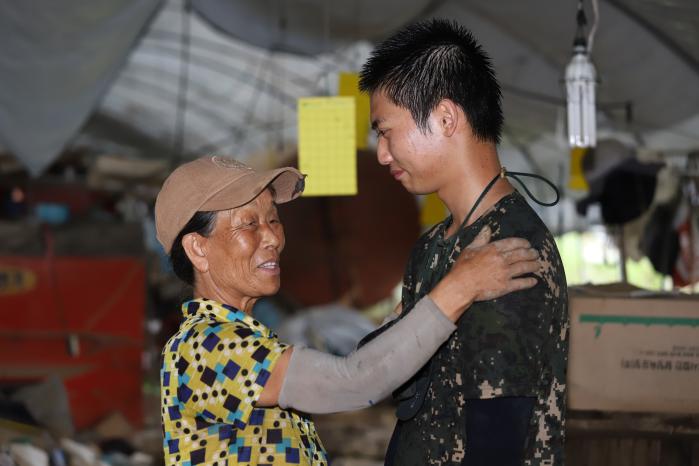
258;227;539;411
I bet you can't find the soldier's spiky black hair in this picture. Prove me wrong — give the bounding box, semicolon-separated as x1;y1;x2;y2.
360;19;503;144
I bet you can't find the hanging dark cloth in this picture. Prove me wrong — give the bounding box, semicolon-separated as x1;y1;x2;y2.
575;139;664;225
639;193;681;276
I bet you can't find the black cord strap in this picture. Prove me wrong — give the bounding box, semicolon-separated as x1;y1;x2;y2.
459;167;561;231
506;169;561;207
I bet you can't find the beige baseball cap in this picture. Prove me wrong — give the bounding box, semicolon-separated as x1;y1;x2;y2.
155;156;305;253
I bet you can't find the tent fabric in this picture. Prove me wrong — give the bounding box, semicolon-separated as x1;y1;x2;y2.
94;0;699;174
609;0;699;72
0;0;162;175
191;0;434;56
426;0;699;135
93;2;374;168
2;0;699;185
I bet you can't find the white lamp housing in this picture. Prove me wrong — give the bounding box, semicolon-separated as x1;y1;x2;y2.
565;45;597;148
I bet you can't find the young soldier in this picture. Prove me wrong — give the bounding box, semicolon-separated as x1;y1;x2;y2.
359;19;569;466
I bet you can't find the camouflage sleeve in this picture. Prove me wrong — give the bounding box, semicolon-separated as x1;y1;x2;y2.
522;358;567;466
522;237;569;466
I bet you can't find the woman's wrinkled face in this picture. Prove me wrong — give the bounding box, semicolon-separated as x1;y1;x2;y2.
204;189;285;305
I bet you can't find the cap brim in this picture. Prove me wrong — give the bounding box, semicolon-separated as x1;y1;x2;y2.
201;166;305;211
269;168;306;203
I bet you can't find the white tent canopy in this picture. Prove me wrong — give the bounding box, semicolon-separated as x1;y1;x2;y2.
0;0;162;176
1;0;698;191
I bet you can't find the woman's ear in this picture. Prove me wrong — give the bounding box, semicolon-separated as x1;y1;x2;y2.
435;98;460;137
182;233;209;274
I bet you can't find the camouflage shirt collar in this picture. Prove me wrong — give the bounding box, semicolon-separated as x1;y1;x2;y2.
437;191;521;243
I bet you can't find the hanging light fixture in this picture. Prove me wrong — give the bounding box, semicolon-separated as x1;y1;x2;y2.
565;0;598;148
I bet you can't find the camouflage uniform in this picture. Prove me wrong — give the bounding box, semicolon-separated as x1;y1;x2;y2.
386;190;568;465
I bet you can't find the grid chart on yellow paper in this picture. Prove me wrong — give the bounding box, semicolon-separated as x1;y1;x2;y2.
298;96;357;196
338;72;370;149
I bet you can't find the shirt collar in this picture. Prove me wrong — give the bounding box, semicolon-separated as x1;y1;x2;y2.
181;297;259;328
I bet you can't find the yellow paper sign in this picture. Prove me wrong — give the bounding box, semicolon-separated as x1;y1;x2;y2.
569;147;589;190
298;96;357;196
338;72;371;149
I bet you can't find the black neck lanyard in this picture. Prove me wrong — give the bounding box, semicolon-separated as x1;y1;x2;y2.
455;167;561;234
425;168;560;290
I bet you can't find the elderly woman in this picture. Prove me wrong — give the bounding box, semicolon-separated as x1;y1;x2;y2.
155;156;539;466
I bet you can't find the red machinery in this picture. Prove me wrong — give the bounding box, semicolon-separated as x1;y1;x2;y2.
0;254;145;430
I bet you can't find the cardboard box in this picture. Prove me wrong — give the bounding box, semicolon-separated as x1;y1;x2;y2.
568;284;699;413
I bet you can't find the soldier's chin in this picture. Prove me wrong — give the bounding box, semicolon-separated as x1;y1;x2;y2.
407;183;433;196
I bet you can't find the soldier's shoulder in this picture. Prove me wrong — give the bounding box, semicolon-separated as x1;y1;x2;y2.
494;195;555;245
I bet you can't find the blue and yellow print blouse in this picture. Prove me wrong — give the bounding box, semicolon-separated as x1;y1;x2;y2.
161;298;327;465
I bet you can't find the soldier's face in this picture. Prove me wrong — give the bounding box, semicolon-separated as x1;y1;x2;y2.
370;91;448;195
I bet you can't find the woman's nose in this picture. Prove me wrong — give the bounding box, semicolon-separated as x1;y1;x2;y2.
261;222;283;248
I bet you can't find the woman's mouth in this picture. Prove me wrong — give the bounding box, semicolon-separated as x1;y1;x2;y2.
258;260;280;274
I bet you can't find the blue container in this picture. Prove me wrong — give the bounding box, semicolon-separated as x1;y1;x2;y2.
35;203;70;225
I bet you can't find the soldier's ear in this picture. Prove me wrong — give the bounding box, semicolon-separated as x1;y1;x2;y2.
435;99;459;137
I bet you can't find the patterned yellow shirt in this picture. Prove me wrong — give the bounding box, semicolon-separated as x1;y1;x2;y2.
161;298;328;465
